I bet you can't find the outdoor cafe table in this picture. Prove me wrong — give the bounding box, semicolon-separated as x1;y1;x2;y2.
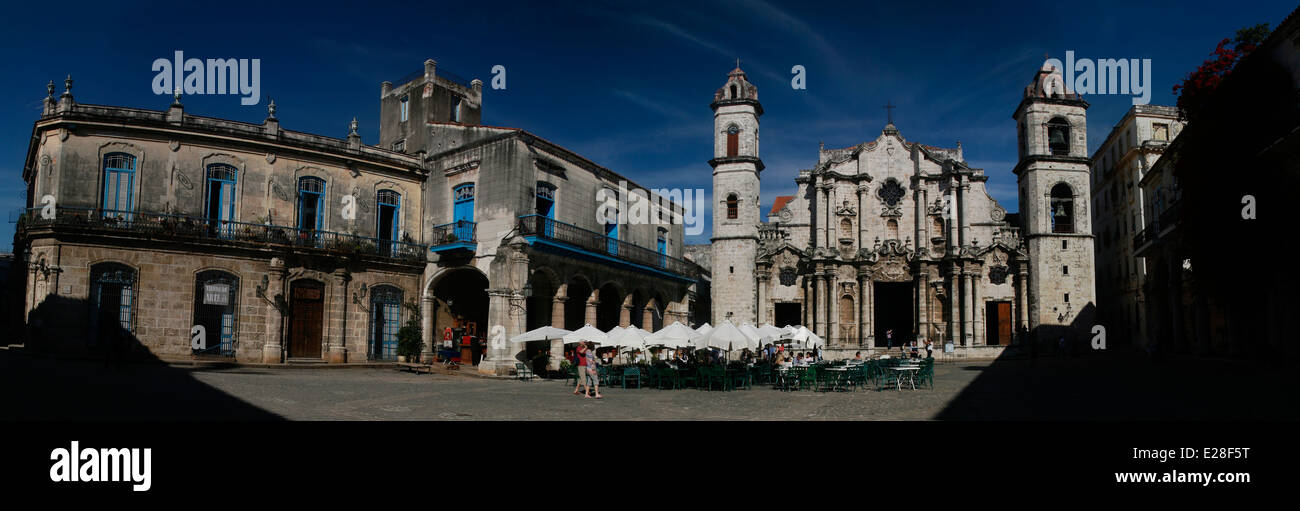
889;366;920;390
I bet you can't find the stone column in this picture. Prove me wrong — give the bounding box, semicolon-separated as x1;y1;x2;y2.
261;258;288;364
328;268;350;363
620;295;633;328
828;272;840;346
813;272;826;336
815;181;828;249
549;288;566;372
642;302;654;330
1016;266;1029;338
947;268;959;346
480;289;525;375
585;296;598;326
857;184;869;249
859;270;873;347
821;184;834;248
958;268;971;346
802;277;811;327
916;271;929;344
756;274;769;324
420;295;435;363
551;286;567;328
963;269;975;346
971;271;983;346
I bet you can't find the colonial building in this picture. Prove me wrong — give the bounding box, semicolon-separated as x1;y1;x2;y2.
15;59;703;375
1135;7;1300;364
708;62;1098;358
1089;105;1184;351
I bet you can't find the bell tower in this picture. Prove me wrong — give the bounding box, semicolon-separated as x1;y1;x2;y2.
710;63;763;325
1012;61;1097;344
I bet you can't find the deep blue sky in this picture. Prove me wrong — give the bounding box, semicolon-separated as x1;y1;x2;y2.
1;0;1294;250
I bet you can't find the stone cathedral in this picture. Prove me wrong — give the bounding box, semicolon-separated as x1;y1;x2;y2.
710;62;1097;358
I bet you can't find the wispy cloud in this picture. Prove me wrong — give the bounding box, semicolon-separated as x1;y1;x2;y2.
613;89;690;119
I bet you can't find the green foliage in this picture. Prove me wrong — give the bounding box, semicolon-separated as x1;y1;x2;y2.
396;298;423;360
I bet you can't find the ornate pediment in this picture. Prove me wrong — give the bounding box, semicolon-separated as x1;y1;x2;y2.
835;199;856;216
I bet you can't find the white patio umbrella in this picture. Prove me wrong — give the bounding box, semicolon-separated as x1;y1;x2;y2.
696;320;757;351
644;321;700;349
694;322;713;336
606;325;626;339
562;324;608;345
606;326;649;351
789;326;825;350
756;324;786;340
510;326;572;344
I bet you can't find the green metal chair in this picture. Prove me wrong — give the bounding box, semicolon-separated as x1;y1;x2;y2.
915;360;935;389
622;367;641;389
678;368;698;389
514;362;535;381
564;364;579;386
657;367;679;390
731;367;752;390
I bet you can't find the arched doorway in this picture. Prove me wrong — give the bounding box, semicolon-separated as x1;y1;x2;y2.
368;285;403;361
564;277;592;330
596;283;622;331
629;289;647;329
525;270;558;331
432;268;489;365
193;270;238;357
289;279;325;358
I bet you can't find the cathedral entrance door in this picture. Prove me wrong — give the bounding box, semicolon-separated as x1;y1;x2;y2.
986;301;1012;345
873;282;913;348
775;303;801;328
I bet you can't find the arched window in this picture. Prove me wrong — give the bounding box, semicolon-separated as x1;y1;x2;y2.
657;228;668;268
90;262;136;347
730;84;738;99
101;153;136;217
1047;117;1071;156
369;285;403;361
205;164;238;237
1050;183;1075;233
726;124;739;157
193;270;238;357
298;177;325;231
453;183;475;224
377;189;401;255
726;194;739;219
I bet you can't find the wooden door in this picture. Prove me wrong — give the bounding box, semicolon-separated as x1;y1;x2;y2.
290;280;325;358
985;301;1012;345
998;302;1012;345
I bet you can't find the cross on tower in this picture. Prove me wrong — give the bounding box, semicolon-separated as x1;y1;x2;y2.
884;101;896;125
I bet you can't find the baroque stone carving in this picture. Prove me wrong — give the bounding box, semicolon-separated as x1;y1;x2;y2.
169;140;180;152
835;199;856;216
991;205;1006;222
988;265;1009;285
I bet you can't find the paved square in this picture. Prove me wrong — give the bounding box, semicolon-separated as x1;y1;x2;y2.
4;349;1296;420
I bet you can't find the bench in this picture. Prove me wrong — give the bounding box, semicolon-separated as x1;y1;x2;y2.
395;362;434;375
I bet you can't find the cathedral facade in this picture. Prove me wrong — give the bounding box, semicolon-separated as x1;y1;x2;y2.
711;62;1098;358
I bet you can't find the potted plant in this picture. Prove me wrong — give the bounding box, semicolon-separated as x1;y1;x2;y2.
396;315;423;363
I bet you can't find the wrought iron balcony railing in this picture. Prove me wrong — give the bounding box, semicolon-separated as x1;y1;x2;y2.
16;207;426;263
429;220;477;247
517;214;695;278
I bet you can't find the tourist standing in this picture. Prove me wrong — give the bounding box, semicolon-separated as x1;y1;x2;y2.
585;342;602;399
572;342;591;396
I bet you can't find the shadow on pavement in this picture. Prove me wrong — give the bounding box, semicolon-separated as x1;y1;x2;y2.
4;295;281;421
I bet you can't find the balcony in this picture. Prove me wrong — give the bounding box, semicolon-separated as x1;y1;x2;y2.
428;220;477;253
517;214;696;281
16;207;426;263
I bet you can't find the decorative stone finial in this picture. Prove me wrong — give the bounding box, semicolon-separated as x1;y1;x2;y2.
267;98;277;119
349;117;359;136
173;87;182;105
46;80;55;98
62;75;73;98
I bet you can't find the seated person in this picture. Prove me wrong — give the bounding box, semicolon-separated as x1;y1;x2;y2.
781;356;793;369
